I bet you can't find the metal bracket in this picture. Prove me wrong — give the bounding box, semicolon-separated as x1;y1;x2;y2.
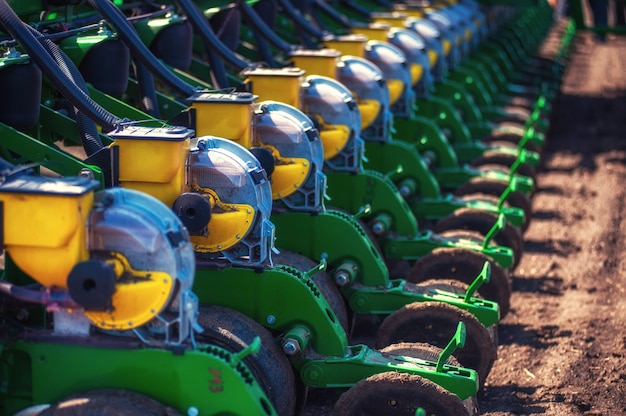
436;322;466;373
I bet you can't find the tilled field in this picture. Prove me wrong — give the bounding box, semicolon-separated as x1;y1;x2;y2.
302;23;626;416
479;30;626;415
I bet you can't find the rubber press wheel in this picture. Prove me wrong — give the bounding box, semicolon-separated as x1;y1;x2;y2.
196;305;297;416
433;210;524;270
417;279;499;346
273;249;350;333
469;151;537;180
453;177;533;231
458;191;530;233
331;372;470;416
480;129;541;154
407;248;512;318
379;342;480;416
375;302;497;388
493;105;533;122
475;163;536;193
39;389;181;416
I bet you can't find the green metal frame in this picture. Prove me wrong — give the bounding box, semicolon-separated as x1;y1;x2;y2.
271;210;500;327
324;171;514;269
0;338;277;416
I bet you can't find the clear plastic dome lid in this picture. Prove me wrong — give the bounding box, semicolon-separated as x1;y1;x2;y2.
389;28;428;64
254;101;326;212
186;137;272;213
364;41;409;83
88;187;195;289
87;187;198;345
253;100;324;170
409;18;442;41
186;136;274;265
300;75;363;171
425;9;465;64
426;9;454;30
452;4;486;44
300;75;361;139
336;55;388;106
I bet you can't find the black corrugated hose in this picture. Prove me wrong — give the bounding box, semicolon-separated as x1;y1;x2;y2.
0;0;121;133
172;0;250;72
24;25;105;156
86;0;197;97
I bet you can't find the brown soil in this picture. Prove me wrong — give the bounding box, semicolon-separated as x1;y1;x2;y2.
480;30;626;415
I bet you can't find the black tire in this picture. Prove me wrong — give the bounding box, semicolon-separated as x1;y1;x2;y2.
469;151;536;180
407;248;512;318
453;177;533;232
379;342;480;416
416;279;499;346
488;114;528;128
273;249;350;333
475;163;535;192
504;95;539;110
457;191;529;233
375;302;497;388
196;305;297;416
39;389;181;416
433;208;524;270
498;105;533;120
479;125;541;154
332;372;470;416
480;136;541;155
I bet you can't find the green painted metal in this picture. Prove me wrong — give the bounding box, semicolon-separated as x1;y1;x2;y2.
0;339;277;416
361;140;526;227
391;94;542;168
272;210;390;287
363;140;442;200
191;263;480;399
434;165;534;195
192;264;349;356
58;27;115;67
340;278;500;327
295;344;478;399
270;209;501;327
325;170;420;236
381;229;513;270
0;122;105;185
294;325;478;400
436;323;466;373
0;51;30;68
324;169;515;269
410;194;524;228
132;11;188;47
5;0;45;19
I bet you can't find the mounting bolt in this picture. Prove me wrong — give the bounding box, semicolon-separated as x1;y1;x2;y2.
78;168;95;180
266;315;276;325
371;221;386;235
334;270;350;286
282;339;301;356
